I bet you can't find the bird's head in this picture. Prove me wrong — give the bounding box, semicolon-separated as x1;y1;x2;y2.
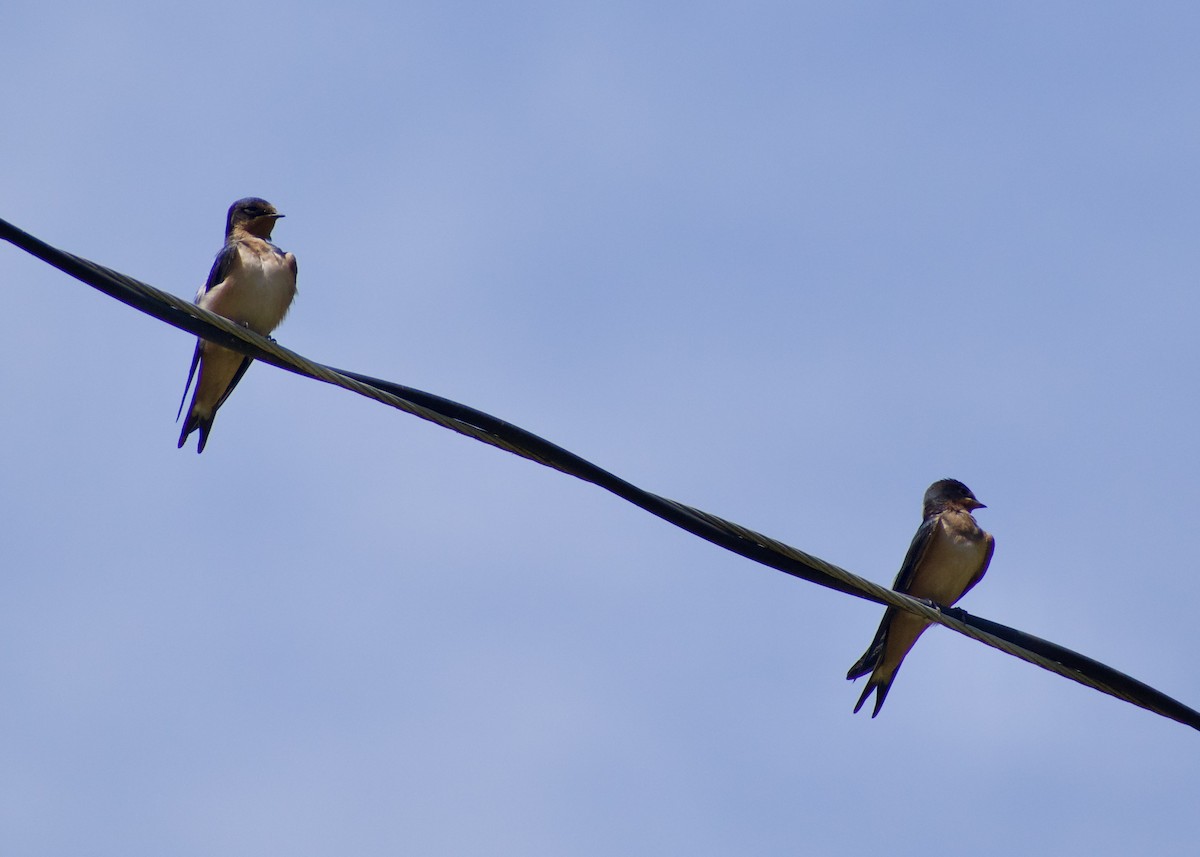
226;197;284;239
923;478;986;514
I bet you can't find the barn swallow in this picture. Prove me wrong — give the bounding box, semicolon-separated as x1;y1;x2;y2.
176;198;298;452
846;478;994;717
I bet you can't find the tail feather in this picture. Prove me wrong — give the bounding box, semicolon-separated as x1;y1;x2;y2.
848;624;897;717
177;411;213;453
852;675;894;718
176;341;211;452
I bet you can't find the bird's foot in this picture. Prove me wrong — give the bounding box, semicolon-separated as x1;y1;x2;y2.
913;598;967;621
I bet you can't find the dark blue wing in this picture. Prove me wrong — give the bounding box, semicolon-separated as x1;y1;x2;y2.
890;515;938;594
178;241;241;417
176;343;202;421
845;515;939;680
200;241;239;297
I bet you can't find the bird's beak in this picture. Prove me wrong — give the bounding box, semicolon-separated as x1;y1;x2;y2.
972;500;987;510
270;213;285;219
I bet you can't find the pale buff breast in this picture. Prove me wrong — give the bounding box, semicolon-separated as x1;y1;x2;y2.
200;240;297;335
912;512;990;606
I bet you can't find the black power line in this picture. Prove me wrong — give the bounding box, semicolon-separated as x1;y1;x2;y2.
3;214;1197;733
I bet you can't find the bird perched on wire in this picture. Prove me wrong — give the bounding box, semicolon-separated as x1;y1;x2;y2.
177;197;298;453
846;478;994;717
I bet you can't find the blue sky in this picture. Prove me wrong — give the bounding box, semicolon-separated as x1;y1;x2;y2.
4;3;1199;854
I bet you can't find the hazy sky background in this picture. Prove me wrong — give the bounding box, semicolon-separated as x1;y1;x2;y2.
4;3;1199;855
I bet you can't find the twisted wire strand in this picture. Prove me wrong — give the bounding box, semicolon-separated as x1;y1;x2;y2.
3;214;1195;732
